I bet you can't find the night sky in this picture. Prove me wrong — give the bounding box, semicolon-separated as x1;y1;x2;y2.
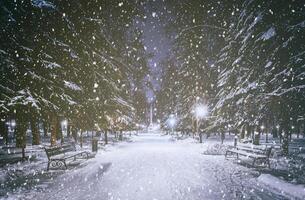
139;0;173;103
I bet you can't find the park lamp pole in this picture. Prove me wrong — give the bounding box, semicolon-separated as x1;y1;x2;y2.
193;103;209;143
229;124;238;147
261;125;267;143
135;123;139;134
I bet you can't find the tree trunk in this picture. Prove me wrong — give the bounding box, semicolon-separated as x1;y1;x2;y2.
16;110;27;157
80;131;83;148
272;127;278;138
60;125;64;144
272;118;278;138
253;126;261;145
56;120;63;144
104;130;108;144
72;127;78;143
119;130;123;141
50;115;58;146
30;116;40;145
221;131;225;144
199;132;203;143
280;104;290;155
279;126;283;143
42;120;48;137
282;124;289;156
234;133;238;147
240;126;245;140
67;122;71;138
251;127;255;141
0;119;8;145
303;121;305;138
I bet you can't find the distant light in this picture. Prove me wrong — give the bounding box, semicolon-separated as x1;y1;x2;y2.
276;125;280;129
194;104;209;119
95;123;100;130
11;120;16;127
168;118;176;128
151;123;160;131
260;125;265;130
167;114;177;128
61;120;68;127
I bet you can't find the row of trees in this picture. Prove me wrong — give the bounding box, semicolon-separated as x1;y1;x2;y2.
157;0;305;154
0;0;149;147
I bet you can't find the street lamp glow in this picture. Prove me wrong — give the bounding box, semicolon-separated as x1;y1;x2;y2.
62;120;68;127
11;120;16;127
151;123;161;131
167;114;177;128
194;104;209;119
168;118;176;128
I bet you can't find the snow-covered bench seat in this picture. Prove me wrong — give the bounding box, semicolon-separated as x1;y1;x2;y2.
225;144;272;168
44;143;90;170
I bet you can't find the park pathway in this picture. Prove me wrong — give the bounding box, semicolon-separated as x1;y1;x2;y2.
11;132;285;200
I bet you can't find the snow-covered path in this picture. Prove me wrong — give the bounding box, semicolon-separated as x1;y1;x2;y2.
12;132;286;200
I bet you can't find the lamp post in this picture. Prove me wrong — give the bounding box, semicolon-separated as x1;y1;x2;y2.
261;125;267;143
11;120;16;144
61;120;68;135
193;103;209;143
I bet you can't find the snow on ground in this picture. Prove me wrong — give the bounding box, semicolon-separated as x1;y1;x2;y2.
258;174;305;199
1;132;292;200
0;136;120;198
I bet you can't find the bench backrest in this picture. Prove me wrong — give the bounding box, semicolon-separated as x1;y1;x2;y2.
238;143;267;150
237;144;273;157
1;147;24;155
237;146;265;154
44;143;76;159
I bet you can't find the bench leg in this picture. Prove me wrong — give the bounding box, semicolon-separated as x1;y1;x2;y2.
236;153;239;160
81;152;89;159
47;161;50;171
267;159;271;169
64;161;68;169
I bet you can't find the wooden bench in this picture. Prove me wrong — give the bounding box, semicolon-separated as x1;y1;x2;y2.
0;146;31;166
225;144;273;168
44;143;90;170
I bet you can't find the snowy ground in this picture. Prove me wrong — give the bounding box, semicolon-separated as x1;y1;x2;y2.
1;132;293;200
